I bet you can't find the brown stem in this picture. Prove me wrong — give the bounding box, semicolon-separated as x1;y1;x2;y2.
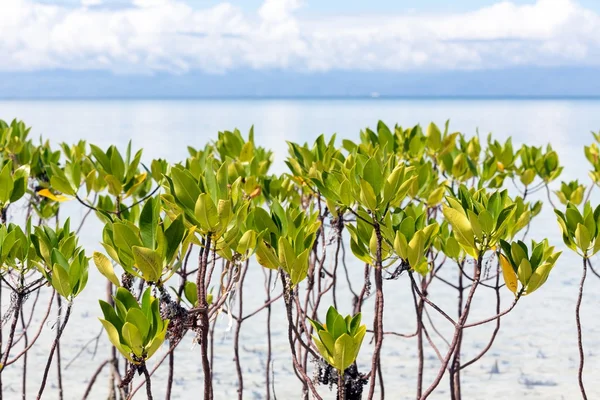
81;360;110;400
20;305;27;400
240;293;283;322
37;302;73;400
413;278;424;398
354;264;370;315
450;264;465;400
197;234;213;400
338;370;346;400
280;273;323;400
265;269;273;400
420;253;483;400
142;364;153;400
409;273;456;326
234;260;249;400
7;290;54;365
366;221;384;400
460;262;502;371
165;351;174;400
56;295;65;400
0;293;24;373
129;339;182;398
576;258;588;400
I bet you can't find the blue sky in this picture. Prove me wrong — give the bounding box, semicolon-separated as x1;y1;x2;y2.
30;0;600;13
3;0;600;96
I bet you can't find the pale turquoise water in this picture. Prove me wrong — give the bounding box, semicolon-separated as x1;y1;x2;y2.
1;99;600;399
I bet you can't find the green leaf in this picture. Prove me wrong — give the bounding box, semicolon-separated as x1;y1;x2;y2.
394;231;408;260
332;333;357;372
93;251;121;287
184;281;198;306
99;300;123;332
277;236;295;271
290;248;310;285
204;163;219;203
313;336;332;366
122;322;144;357
349;313;362;336
331;314;347;340
239;141;254;162
255;240;280;270
467;210;483;241
170;167;201;211
238;230;257;255
217;199;232;235
115;287;140;310
90;145;111;172
146;322;168;360
216;162;229;201
427;186;445;206
113;223;142;253
407;230;425;268
99;319;133;362
111;149;125;181
104;175;123;196
126;308;150;342
510;242;527;268
478;210;495;234
52;264;71;299
575;223;591;253
352;325;367;360
0;162;13;204
359;179;378;211
517;258;532;285
442;206;475;253
50;175;75;196
194;193;220;232
326;306;339;333
139;198;158;249
164;216;185;263
132;246;162;282
363;157;383;194
317;329;335;356
525;262;554;295
9;176;26;203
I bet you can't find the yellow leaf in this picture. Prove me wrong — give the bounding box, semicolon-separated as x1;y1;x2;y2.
499;254;518;294
38;188;72;203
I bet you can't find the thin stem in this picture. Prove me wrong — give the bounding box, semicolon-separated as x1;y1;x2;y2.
409;272;456;326
142;364;153;400
0;293;24;373
165;351;174;400
265;270;273;400
37;302;73;400
81;360;110;400
56;295;65;400
197;234;213;400
420;253;483;400
234;260;249;400
280;273;323;400
366;221;384;400
576;257;588;400
460;262;502;371
338;370;345;400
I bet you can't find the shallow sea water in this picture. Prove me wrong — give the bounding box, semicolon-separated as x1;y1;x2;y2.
1;98;600;399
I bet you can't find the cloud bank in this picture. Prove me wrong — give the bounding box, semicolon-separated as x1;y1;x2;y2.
2;0;599;73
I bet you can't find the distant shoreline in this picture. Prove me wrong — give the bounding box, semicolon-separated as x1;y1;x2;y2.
2;95;600;101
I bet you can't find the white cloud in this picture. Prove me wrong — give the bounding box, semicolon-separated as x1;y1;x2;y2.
1;0;600;73
81;0;102;6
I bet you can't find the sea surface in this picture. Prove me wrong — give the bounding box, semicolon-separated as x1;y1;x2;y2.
1;98;600;399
